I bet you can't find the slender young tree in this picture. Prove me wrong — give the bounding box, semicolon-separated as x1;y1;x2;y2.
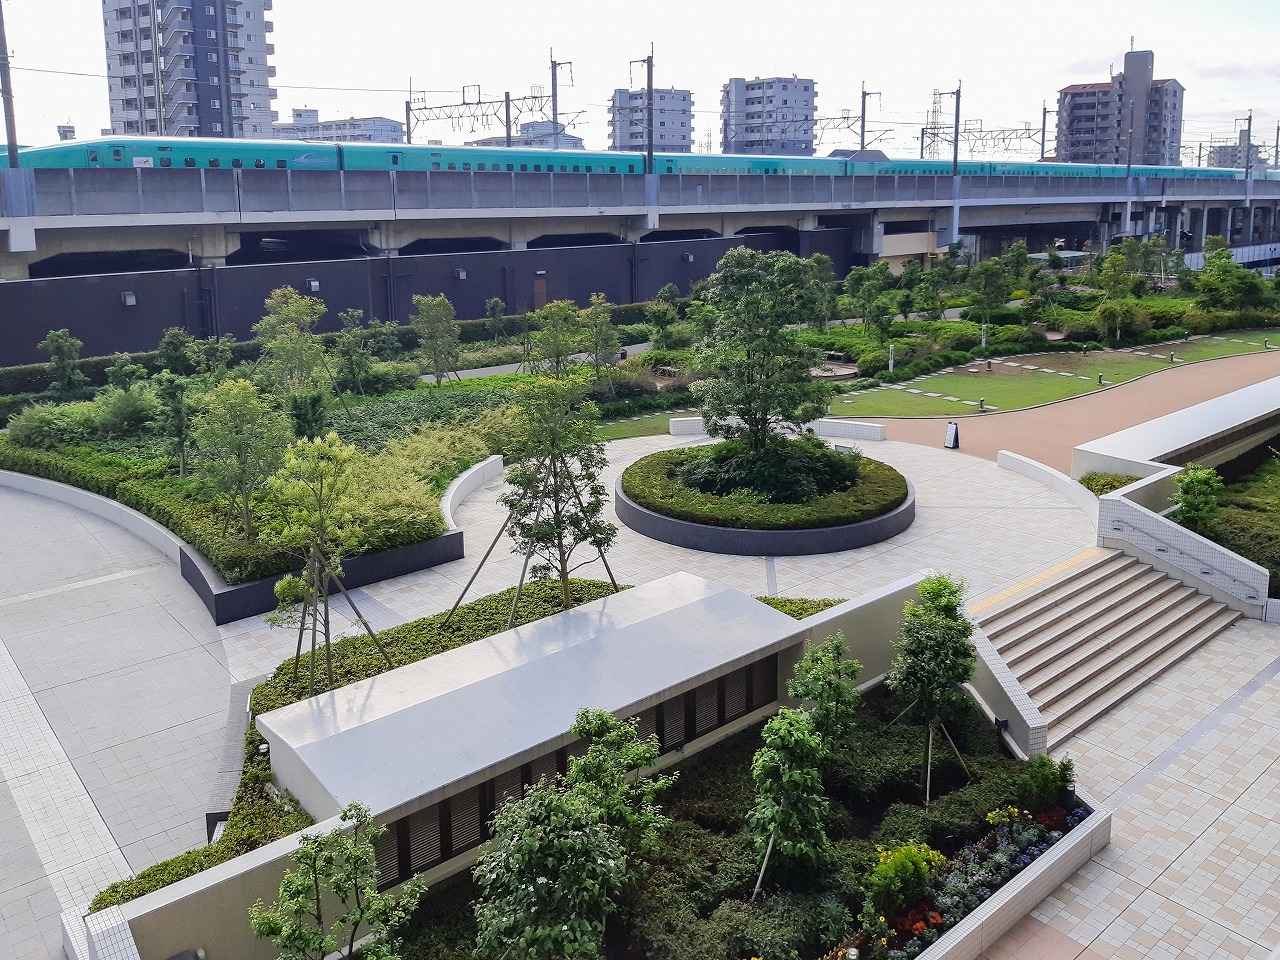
885;574;976;805
153;370;193;477
786;631;863;752
262;432;393;694
580;292;620;385
249;801;427;960
484;297;507;342
410;293;461;385
192;379;292;542
530;299;584;378
38;328;87;397
254;286;329;392
499;375;618;611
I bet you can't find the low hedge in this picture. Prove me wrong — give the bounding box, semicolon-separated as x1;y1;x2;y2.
621;447;908;531
756;596;845;619
1079;472;1140;496
251;578;624;715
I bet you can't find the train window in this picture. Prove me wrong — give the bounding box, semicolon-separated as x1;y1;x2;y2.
159;157;172;167
628;164;636;173
185;158;196;167
609;165;616;173
276;160;287;169
585;165;592;173
572;165;580;172
462;163;471;171
255;159;265;168
477;163;486;171
232;159;243;168
208;158;220;167
88;150;98;163
506;163;514;171
448;162;456;170
431;162;441;170
533;164;541;172
391;155;400;166
559;164;567;172
113;149;124;161
520;163;528;172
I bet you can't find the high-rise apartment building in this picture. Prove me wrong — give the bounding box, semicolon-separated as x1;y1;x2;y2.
608;88;694;153
1055;50;1183;166
720;76;816;156
103;0;279;137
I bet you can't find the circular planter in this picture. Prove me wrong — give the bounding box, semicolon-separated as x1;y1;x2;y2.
614;477;915;556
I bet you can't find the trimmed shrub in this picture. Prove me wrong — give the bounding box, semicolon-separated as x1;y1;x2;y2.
359;360;422;395
675;436;862;504
756;596;845;620
1079;472;1140;496
621;446;908;530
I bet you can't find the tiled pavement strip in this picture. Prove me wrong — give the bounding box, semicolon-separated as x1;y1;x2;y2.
1;426;1279;957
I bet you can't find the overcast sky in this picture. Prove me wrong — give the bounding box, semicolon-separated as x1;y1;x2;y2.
6;0;1280;162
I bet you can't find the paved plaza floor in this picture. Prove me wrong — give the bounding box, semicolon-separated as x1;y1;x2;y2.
1;351;1279;958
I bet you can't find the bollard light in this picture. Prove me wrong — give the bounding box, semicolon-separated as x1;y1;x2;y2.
1098;374;1103;385
979;397;985;411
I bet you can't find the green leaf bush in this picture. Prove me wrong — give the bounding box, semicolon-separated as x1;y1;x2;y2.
1079;472;1140;496
621;446;908;530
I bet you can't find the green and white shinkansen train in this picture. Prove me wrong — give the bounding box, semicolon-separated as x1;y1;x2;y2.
11;136;1270;182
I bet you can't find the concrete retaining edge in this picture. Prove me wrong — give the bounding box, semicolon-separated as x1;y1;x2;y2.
0;468;464;626
996;450;1099;525
440;455;504;529
614;478;915;556
920;790;1111;960
668;415;887;441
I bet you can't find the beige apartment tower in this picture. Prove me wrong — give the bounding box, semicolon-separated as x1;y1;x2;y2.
1056;50;1183;167
102;0;278;137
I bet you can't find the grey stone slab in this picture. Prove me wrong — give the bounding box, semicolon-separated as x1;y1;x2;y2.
0;776;63;960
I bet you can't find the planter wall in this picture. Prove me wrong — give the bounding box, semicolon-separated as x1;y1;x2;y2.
614;478;915;556
0;468;464;625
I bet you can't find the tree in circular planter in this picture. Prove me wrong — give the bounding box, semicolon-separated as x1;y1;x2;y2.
681;247;860;504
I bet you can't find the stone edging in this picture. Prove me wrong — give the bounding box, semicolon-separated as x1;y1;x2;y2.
440;455;504;529
0;468;464;626
614;478;915;556
921;792;1111;960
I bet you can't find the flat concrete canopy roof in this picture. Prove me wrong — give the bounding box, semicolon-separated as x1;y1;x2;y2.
256;572;799;820
1073;374;1280;471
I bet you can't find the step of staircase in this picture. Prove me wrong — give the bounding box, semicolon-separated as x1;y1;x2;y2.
975;547;1244;751
1002;572;1186;673
1045;607;1241;751
978;551;1143;640
997;569;1175;669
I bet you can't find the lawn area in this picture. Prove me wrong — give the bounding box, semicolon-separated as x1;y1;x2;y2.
596;408;695;441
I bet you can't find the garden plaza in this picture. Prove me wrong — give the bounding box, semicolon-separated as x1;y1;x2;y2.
1;353;1280;958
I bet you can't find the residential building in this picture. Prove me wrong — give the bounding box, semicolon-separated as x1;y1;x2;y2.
720;76;816;156
1207;129;1263;171
608;87;694;153
102;0;279;138
1055;50;1183;166
464;120;585;150
273;109;405;143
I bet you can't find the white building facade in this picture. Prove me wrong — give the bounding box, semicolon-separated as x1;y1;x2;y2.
720;76;816;155
608;88;694;153
273;109;405;143
102;0;278;137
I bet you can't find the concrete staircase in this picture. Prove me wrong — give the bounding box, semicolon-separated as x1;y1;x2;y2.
973;548;1241;751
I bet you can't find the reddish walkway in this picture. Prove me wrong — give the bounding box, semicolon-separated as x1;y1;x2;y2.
863;351;1280;473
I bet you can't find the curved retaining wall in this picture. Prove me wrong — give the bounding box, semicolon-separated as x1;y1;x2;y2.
0;468;464;626
440;455;504;529
614;479;915;556
996;450;1099;525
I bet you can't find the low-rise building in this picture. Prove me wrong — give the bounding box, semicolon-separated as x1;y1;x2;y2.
273;108;404;143
465;120;584;150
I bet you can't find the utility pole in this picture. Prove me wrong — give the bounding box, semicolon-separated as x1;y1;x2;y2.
1040;102;1058;161
630;47;655;174
504;92;512;148
550;51;572;150
0;0;19;169
1274;122;1279;173
950;82;961;177
859;81;880;152
1243;109;1254;180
